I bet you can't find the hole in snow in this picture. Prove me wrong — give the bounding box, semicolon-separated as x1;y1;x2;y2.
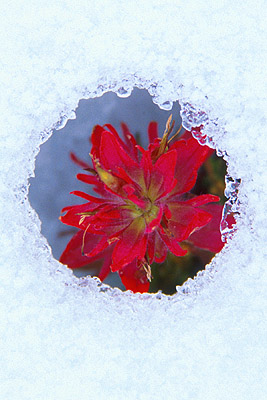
29;88;232;295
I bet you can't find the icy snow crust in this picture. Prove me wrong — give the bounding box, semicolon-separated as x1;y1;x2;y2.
0;1;266;399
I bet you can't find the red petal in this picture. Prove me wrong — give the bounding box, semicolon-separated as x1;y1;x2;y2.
121;122;139;160
123;184;147;208
87;205;132;235
98;255;112;281
60;230;106;269
116;167;137;185
149;149;177;200
111;217;147;271
148;121;158;143
60;231;113;282
70;152;91;169
138;146;152;189
99;131;139;177
91;125;106;159
76;173;100;186
76;173;110;198
170;137;214;194
146;206;163;233
83;235;110;258
158;228;187;256
146;230;168;263
118;259;150;293
167;202;213;241
181;127;214;159
77;172;117;200
187;203;226;253
60;203;104;230
61;202;101;213
153;230;168;262
164;204;172;219
148;141;161;158
103;123;121;138
147;231;156;262
185;194;220;207
116;167;144;196
179;130;193;141
70;191;106;203
104;123;139;161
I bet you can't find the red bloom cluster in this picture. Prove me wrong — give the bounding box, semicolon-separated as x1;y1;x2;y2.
60;116;226;292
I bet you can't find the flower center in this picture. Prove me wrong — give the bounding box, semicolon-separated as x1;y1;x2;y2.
124;198;160;226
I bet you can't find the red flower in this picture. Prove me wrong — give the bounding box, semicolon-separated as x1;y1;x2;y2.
60;116;226;293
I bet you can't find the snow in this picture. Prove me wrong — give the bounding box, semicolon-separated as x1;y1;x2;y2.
0;0;266;399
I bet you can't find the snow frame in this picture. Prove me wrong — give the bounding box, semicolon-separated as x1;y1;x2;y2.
0;1;266;399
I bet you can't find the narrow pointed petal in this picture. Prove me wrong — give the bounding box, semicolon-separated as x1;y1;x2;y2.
147;231;156;262
148;121;158;143
70;190;106;203
138;146;152;189
185;194;220;207
77;172;109;198
121;122;139;160
70;152;91;169
76;173;100;186
103;123;121;138
154;230;168;262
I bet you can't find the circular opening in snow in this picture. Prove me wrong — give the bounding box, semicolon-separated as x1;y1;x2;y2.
29;88;234;295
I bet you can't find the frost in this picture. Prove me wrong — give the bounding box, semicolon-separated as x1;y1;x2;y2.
0;1;266;399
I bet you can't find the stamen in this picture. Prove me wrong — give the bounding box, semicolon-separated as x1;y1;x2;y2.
143;262;152;282
81;223;91;256
83;167;98;175
107;237;120;245
79;215;86;225
76;211;97;217
167;124;183;144
161;114;175;143
154;114;175;159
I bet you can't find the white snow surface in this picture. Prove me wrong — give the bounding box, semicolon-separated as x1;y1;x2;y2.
0;1;266;399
